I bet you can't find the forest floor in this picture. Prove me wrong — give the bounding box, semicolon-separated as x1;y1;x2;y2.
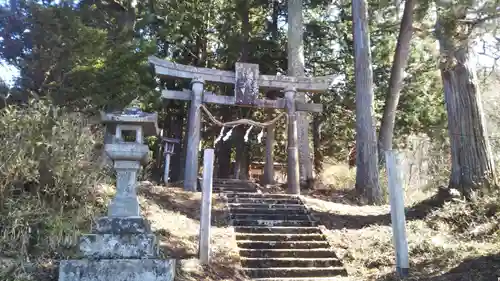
139;164;500;281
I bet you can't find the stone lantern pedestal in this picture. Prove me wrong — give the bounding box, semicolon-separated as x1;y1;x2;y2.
58;109;175;281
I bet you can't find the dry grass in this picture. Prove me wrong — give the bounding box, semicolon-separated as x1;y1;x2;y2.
304;163;500;281
137;183;247;281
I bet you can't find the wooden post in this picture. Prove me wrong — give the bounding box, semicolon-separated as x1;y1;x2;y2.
184;77;204;192
199;148;214;264
285;88;300;194
385;150;410;277
263;124;275;185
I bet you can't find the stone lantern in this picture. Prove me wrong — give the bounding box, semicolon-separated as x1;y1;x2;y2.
58;108;176;281
100;107;159;216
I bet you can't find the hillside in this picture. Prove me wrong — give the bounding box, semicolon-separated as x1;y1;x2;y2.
136;179;500;281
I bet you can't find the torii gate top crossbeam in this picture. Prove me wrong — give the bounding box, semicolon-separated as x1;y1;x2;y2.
148;56;336;93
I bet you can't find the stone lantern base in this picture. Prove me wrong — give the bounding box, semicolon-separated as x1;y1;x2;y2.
58;141;175;281
59;217;175;281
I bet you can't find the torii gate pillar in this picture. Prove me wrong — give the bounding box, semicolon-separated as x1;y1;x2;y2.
184;78;204;191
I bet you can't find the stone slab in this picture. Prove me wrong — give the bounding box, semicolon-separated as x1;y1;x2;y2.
104;143;149;164
59;259;175;281
94;217;151;234
80;234;158;259
101;111;159;137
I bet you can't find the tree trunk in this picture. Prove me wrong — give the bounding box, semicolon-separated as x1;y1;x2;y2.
287;0;313;184
170;103;184;182
378;0;416;163
312;94;323;174
232;0;251;180
234;125;250;180
352;0;382;204
179;103;189;181
435;17;497;198
216;103;233;178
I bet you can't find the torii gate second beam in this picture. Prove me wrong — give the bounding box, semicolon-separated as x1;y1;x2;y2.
149;56;336;194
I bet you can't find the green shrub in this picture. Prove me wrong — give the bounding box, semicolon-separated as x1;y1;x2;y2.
0;100;111;280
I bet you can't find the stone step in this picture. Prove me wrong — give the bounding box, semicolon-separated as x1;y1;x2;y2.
232;219;316;227
228;198;302;205
213;178;253;183
237;240;330;250
239;248;339;258
214;184;253;188
251;277;352;281
225;193;298;199
230;213;310;221
236;233;325;242
241;257;342;268
244;267;347;279
212;183;257;188
234;226;321;234
228;203;304;209
214;185;256;190
230;207;307;215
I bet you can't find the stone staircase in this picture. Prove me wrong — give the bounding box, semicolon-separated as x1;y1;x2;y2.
213;179;348;281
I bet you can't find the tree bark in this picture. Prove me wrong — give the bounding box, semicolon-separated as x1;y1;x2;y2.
378;0;416;163
216;102;233;179
170;103;184;182
287;0;313;184
352;0;382;204
312;94;323;174
435;16;497;198
233;0;251;180
234;125;250;180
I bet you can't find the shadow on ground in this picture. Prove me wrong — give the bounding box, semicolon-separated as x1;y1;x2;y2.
308;187;454;230
139;185;227;227
376;252;500;281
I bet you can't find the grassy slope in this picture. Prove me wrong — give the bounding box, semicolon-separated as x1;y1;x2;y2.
139;172;500;281
138;184;247;281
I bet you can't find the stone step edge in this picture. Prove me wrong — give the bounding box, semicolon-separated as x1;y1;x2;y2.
243;267;345;271
251;277;353;281
230;207;307;212
225;192;299;197
239;248;336;252
232;219;316;225
237;239;328;244
233;219;312;222
241;257;340;261
235;226;319;230
236;233;324;237
230;213;310;218
228;203;304;208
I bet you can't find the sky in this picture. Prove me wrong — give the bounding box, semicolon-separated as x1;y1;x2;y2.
0;0;498;86
1;41;497;87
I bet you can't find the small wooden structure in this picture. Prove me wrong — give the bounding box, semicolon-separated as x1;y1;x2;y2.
148;56;335;194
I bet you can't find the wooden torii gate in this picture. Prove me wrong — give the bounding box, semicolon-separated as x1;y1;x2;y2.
148;56;334;194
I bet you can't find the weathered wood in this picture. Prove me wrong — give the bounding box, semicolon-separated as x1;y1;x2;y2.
285;88;300;195
263;123;275;185
149;56;336;92
199;149;214;265
235;62;260;105
385;150;410;277
184;78;204;192
161;89;192;101
203;93;236;105
295;102;322;113
162;89;322;112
